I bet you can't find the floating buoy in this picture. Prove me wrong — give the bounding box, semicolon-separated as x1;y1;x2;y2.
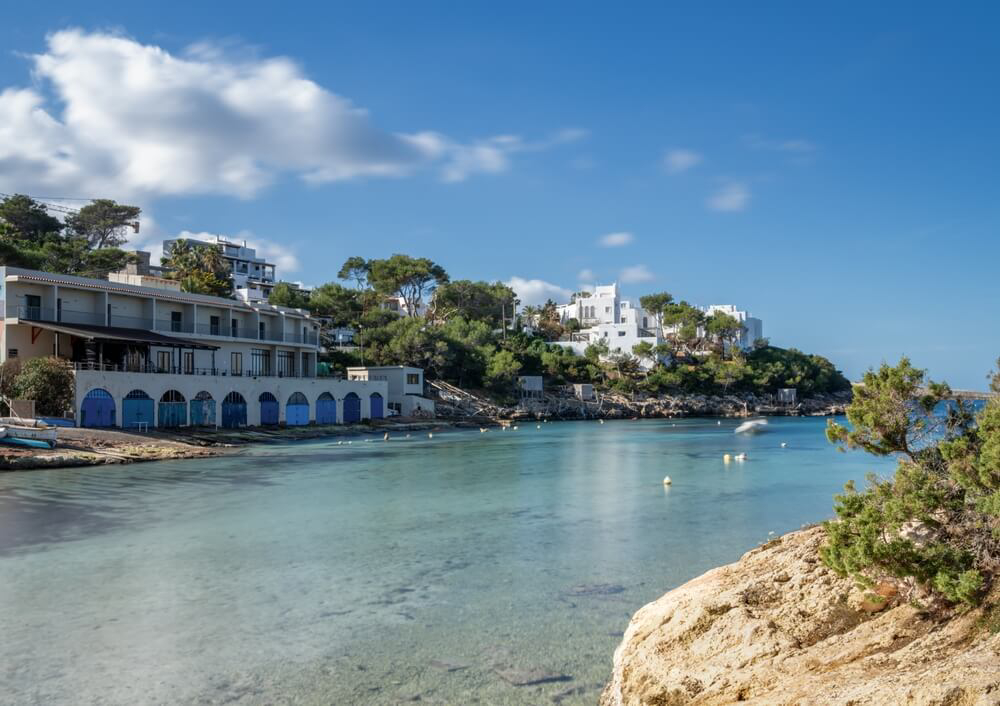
347;440;352;445
513;426;518;431
735;453;747;461
662;475;672;485
406;434;411;439
780;442;787;448
724;453;731;463
383;432;389;441
718;421;722;425
337;440;343;445
480;428;487;433
599;419;605;425
428;433;434;439
536;424;541;429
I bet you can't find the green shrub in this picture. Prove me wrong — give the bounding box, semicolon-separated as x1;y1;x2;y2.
822;357;999;606
11;357;75;417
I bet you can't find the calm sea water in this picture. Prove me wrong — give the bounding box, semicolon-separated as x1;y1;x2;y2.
0;418;893;705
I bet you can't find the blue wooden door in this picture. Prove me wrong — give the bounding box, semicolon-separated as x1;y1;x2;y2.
158;403;186;428
190;399;216;426
370;393;384;420
316;397;336;424
123;396;154;429
81;389;115;427
343;393;361;423
260;398;279;425
286;404;309;426
221;401;247;428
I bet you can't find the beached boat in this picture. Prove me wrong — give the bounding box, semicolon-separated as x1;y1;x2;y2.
733;419;769;435
0;420;58;449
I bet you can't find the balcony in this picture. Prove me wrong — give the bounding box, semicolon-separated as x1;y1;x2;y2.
8;304;318;346
71;361;315;378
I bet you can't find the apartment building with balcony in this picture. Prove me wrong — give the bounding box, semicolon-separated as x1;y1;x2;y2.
0;266;387;429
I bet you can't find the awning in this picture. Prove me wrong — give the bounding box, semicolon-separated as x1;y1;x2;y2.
24;321;220;350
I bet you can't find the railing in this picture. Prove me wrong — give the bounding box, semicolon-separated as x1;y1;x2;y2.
71;362;313;378
7;303;319;347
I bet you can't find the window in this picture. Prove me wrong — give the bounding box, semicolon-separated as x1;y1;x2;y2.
171;311;182;332
259;321;266;339
210;316;220;336
7;349;17;358
277;351;296;377
642;317;648;328
605;306;611;313
406;373;420;385
57;299;62;322
231;352;243;376
157;350;171;371
183;351;194;374
24;294;41;319
618;330;626;337
231;319;239;337
251;349;271;376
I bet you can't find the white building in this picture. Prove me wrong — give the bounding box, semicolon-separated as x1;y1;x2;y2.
161;235;308;304
552;283;664;369
346;366;435;417
0;266;387;428
703;305;764;350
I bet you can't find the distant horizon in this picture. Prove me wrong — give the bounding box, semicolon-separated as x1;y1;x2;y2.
1;2;997;387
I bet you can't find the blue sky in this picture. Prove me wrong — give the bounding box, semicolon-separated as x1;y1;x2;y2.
1;2;998;387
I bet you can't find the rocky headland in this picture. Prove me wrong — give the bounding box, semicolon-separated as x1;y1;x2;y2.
600;526;1000;705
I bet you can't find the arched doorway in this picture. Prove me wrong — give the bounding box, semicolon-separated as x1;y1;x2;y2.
370;392;384;420
81;388;115;428
343;392;361;424
286;392;309;426
158;390;187;428
259;392;279;425
190;391;216;427
122;389;154;429
221;391;247;428
316;392;336;425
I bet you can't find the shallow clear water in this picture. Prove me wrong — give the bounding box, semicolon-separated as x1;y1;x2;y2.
0;418;893;705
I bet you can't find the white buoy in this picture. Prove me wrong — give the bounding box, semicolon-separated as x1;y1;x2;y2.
513;426;518;431
724;453;731;463
428;432;434;439
718;421;722;425
337;440;343;445
536;424;541;429
383;432;389;441
347;440;352;445
480;428;487;433
781;442;787;448
735;453;747;461
662;475;672;485
599;419;605;425
406;434;411;439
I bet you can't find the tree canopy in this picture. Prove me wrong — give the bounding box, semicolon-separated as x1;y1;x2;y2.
160;239;233;297
367;254;448;317
64;199;140;249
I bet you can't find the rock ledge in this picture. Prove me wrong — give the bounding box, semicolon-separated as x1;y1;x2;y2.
601;527;1000;705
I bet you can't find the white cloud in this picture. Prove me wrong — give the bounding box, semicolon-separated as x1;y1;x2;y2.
619;264;654;284
577;268;595;282
599;231;634;247
0;29;584;198
663;149;702;174
505;276;571;306
706;182;750;212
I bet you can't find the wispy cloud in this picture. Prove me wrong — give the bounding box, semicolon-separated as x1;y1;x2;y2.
706;182;750;212
440;128;588;183
744;134;817;153
577;268;596;282
663;149;703;174
505;276;572;306
599;231;634;247
620;264;654;284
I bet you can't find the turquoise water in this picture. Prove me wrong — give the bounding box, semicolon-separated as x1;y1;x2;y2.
0;418;893;705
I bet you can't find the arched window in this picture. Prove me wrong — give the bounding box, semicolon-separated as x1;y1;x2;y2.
125;389;151;400
288;392;308;406
224;391;246;405
195;391;213;401
160;390;185;403
259;391;277;403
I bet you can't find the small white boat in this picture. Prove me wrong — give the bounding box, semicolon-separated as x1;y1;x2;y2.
734;419;769;435
0;422;58;448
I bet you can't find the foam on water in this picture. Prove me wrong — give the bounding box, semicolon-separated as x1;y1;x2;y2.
0;418;893;705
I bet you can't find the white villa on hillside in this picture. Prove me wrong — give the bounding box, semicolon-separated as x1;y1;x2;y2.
0;266;388;428
553;283;663;368
549;284;765;366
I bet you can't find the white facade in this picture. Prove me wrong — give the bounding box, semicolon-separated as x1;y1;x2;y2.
0;266;386;428
704;304;764;350
346;366;435;417
552;283;663;369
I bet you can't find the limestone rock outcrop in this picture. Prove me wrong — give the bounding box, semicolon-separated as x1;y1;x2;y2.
601;527;1000;705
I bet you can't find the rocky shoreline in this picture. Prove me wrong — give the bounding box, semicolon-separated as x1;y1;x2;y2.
600;526;1000;705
